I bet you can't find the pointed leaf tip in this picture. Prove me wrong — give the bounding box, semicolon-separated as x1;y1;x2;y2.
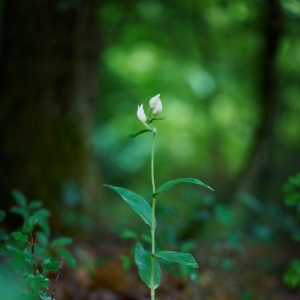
155;178;214;196
156;251;198;268
103;184;155;228
128;129;151;139
11;189;27;208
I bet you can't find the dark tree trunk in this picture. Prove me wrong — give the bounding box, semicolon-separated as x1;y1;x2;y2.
231;0;283;197
0;0;100;220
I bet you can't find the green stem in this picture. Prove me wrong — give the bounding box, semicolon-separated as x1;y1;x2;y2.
151;133;156;193
151;132;156;300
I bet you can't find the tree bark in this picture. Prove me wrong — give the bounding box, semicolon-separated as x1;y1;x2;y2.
0;0;100;220
231;0;283;197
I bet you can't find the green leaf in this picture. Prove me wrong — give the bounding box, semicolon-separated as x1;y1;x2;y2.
120;229;138;240
11;231;28;243
283;260;300;288
9;249;36;271
28;200;44;211
5;244;20;256
28;214;39;228
10;205;29;220
10;253;26;271
293;232;300;243
51;237;73;247
23;214;39;233
181;241;196;252
42;258;60;272
141;234;152;244
155;251;198;268
37;232;49;247
11;231;24;241
11;231;23;240
155;178;214;196
120;255;132;271
37;211;51;236
214;204;235;226
134;243;161;289
36;208;51;218
37;291;51;300
33;245;45;258
0;210;6;223
103;185;155;228
284;192;300;206
128;129;151;139
0;228;9;242
11;189;27;208
25;271;50;292
55;248;77;269
180;264;199;281
149;116;166;123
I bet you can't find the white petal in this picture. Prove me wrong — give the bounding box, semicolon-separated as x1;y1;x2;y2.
149;94;161;109
153;99;162;115
137;104;147;122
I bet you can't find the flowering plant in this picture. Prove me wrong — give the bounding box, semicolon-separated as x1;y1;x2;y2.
104;94;213;300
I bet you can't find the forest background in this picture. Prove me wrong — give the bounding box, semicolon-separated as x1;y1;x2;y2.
0;0;300;299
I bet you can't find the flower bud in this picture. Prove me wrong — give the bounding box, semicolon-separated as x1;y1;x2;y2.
152;98;162;115
137;104;147;123
149;94;161;109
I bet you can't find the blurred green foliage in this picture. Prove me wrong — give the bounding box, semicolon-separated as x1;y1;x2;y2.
96;0;300;199
93;7;300;283
0;190;76;300
282;173;300;291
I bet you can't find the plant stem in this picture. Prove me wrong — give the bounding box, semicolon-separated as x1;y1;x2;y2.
151;132;156;300
51;257;64;300
151;133;156;193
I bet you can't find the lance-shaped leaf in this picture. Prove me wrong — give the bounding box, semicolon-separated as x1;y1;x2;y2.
55;248;77;269
51;237;73;247
155;178;213;196
156;251;198;268
11;189;27;208
134;243;161;289
103;185;155;228
128;129;151;139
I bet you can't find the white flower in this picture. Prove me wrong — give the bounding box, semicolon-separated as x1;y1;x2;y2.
152;98;162;115
137;104;147;123
149;94;161;109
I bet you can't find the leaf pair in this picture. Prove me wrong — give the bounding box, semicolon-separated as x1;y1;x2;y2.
104;178;212;289
134;243;198;289
128;117;166;139
104;178;213;227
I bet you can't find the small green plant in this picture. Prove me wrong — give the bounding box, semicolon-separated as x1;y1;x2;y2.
0;190;76;300
104;94;213;300
282;173;300;290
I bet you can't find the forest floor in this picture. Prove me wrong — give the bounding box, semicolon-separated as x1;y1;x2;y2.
50;239;299;300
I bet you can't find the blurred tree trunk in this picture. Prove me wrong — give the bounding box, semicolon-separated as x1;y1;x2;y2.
231;0;283;198
0;0;100;224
